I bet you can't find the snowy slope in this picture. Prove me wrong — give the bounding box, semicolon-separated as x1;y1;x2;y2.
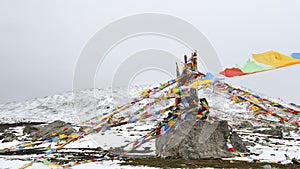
0;85;299;168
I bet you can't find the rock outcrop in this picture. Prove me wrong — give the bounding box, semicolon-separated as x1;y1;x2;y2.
24;120;75;140
0;132;17;143
156;113;248;159
238;121;254;129
254;128;283;139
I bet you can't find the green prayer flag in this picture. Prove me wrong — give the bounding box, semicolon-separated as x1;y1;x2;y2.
236;59;274;73
232;151;240;155
43;159;51;165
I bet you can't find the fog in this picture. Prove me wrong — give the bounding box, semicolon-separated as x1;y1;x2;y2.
1;0;299;104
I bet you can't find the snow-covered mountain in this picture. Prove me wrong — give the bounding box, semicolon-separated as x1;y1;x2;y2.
0;84;299;168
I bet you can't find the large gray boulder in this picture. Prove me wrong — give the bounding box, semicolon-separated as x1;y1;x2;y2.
156;113;248;159
24;120;75;140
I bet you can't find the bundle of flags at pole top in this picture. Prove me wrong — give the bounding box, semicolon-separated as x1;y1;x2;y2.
2;50;298;169
220;51;300;77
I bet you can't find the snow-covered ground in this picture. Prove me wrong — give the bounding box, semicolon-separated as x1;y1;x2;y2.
0;159;159;169
0;85;299;168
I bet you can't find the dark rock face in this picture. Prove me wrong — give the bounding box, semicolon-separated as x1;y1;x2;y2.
24;120;75;140
230;131;249;153
1;132;17;143
254;128;283;138
156;113;248;159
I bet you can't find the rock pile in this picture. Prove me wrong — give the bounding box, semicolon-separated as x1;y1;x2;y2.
156;113;248;159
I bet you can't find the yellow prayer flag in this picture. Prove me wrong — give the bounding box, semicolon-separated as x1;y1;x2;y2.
252;50;300;67
59;134;67;139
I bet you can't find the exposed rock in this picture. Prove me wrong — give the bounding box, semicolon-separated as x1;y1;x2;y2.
0;122;44;133
23;125;39;134
253;128;283;139
1;132;17;143
230;131;249;152
156;66;248;159
290;103;300;109
292;157;300;164
238;121;253;129
282;126;294;134
25;120;75;140
156;113;248;159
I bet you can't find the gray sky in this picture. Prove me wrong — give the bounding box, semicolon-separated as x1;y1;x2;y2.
1;0;300;104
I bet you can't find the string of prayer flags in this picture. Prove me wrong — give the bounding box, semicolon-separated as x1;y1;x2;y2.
221;50;300;78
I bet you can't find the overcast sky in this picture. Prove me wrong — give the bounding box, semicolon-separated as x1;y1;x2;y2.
1;0;300;104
